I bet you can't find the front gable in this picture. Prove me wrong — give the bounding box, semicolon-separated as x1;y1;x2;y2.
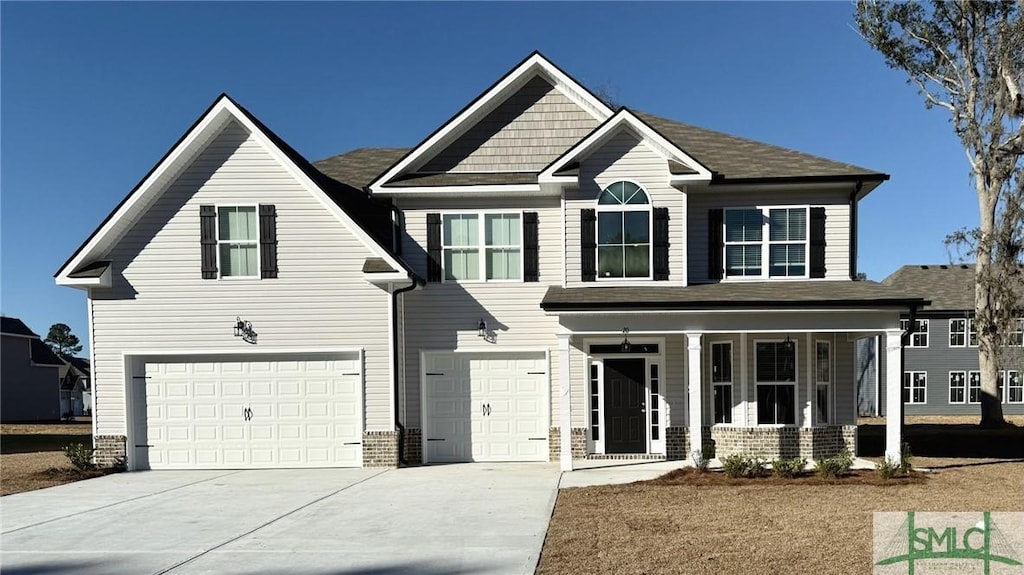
369;52;613;194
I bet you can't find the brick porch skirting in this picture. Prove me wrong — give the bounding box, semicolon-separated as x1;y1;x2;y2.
362;431;399;467
402;427;422;466
548;427;587;461
709;425;857;460
94;435;127;468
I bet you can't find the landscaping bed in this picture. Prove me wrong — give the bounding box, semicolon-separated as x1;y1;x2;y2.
649;466;926;487
1;421;113;496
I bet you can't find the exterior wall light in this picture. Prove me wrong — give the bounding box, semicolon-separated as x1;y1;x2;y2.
234;317;258;345
621;327;631;353
477;318;487;338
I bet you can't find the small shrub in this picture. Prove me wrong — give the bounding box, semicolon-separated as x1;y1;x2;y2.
899;442;913;474
816;448;853;479
877;456;899;480
62;443;95;471
721;454;768;478
772;457;807;478
690;449;710;472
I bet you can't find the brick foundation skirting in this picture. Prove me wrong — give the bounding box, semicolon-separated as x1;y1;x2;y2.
548;427;587;461
402;428;422;466
93;435;126;468
709;425;858;460
362;431;399;468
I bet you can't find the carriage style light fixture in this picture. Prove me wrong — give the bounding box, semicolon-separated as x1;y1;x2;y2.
783;334;794;352
234;317;258;344
621;327;632;353
477;318;487;338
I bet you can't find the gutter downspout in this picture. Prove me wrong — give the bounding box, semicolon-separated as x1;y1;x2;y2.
898;303;921;442
392;275;421;465
849;181;863;280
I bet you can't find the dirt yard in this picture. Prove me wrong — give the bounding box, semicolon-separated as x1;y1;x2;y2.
0;421;107;496
538;421;1024;574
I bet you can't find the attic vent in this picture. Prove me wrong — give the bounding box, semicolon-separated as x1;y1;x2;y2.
940;265;948;269
920;265;929;269
961;264;969;269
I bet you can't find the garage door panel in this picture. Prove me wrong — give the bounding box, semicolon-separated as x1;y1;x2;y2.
425;352;548;463
138;354;362;470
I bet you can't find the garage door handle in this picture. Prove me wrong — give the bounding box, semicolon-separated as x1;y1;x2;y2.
528;437;546;441
343;442;361;445
427;438;445;442
136;444;152;448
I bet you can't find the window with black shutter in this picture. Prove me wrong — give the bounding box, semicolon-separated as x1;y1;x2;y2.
523;212;539;282
581;208;596;282
707;208;723;280
809;207;826;278
653;207;669;280
426;213;442;282
200;205;218;279
259;204;278;279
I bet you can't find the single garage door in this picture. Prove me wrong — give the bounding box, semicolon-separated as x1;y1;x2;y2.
132;353;362;469
423;352;548;463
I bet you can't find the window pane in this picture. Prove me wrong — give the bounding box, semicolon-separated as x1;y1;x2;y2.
712;343;732;383
219;207;257;241
598;182;625;205
726;245;761;276
444;249;479;280
485;214;519;246
597;246;623;278
714;385;733;424
623;245;649;277
756;341;796;382
623;211;650;243
757;384;795;424
816;385;829;423
623;183;649;205
597;212;623;244
725;209;763;242
220;243;257;277
769;244;806;277
443;214;478;247
486;248;520;280
816;342;830;383
770;208;806;242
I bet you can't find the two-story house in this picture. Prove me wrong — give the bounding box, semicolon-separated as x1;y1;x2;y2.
856;264;1023;417
56;52;925;470
1;316;65;422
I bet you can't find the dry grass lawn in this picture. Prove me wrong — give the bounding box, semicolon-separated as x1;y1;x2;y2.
540;421;1024;574
0;421;106;496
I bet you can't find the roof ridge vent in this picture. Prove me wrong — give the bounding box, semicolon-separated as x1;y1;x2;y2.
920;265;929;269
961;264;969;269
940;265;948;269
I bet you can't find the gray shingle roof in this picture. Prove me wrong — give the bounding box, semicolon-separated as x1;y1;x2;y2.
30;339;65;366
633;111;887;182
68;261;110;278
362;258;397;274
314;148;409;190
1;316;38;338
541;281;927;311
882;264;981;312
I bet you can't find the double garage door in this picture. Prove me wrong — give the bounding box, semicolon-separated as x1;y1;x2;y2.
132;353;361;470
423;352;549;463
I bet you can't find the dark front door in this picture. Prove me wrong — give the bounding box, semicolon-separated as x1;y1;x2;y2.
604;358;646;454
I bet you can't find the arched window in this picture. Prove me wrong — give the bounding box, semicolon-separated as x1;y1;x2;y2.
596;181;651;278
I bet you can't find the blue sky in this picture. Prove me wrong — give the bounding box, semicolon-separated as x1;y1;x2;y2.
2;2;974;353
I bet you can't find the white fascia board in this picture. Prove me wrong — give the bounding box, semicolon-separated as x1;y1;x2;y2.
539;110;713;183
55;101;235;284
368;53;614;194
375;184;546;196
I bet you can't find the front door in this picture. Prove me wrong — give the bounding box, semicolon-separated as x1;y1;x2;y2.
604;358;646;453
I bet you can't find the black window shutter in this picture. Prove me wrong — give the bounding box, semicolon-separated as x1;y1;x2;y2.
653;207;670;280
426;213;442;282
200;205;218;279
259;204;278;279
523;212;539;282
581;208;596;282
707;208;723;280
810;207;826;278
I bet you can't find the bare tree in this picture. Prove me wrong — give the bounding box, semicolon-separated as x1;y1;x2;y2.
855;1;1023;427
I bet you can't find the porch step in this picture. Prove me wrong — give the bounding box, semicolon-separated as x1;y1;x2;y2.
584;454;667;461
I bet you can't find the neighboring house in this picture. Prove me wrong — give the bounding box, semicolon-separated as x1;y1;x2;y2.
1;316;65;422
856;264;1024;417
59;357;91;417
56;52;925;471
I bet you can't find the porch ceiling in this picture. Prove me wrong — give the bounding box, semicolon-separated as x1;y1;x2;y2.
540;281;929;312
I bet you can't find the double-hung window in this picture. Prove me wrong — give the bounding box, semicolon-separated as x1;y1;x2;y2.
596;182;651;279
949;371;966;404
755;341;796;424
1010;319;1024;346
724;207;808;279
815;341;831;424
950;318;978;347
711;342;733;424
903;371;927;404
1007;370;1023;403
900;319;929;348
442;213;521;281
218;206;259;277
968;371;981;403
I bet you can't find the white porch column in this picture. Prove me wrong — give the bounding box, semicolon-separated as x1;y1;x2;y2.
884;329;903;465
558;333;573;471
686;333;703;457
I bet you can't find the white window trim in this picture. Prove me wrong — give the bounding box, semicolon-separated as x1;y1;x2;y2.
903;371;927;404
815;339;831;424
595;180;653;282
710;341;734;425
948;370;967;404
1010;319;1024;347
753;339;799;426
901;319;929;348
1006;369;1023;404
723;205;811;281
967;370;981;404
439;210;524;284
949;318;967;348
968;318;978;348
216;204;260;280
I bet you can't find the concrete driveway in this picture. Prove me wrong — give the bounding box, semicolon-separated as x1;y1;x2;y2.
0;464;560;575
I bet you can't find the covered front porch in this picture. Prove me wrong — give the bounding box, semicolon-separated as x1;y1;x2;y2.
541;282;924;471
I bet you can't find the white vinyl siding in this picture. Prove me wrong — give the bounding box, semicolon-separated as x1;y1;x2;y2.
397;196;564;428
688;191;851;283
567;130;686;287
90;120;393;436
